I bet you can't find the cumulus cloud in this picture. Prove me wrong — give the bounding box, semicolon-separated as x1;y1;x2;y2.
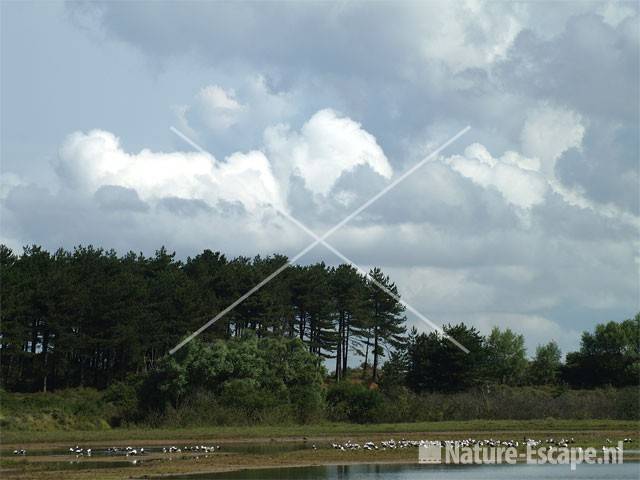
94;185;148;212
442;105;639;228
157;196;212;217
520;104;585;175
520;104;639;227
38;108;394;229
265;109;393;197
57;129;283;211
173;75;297;154
195;85;245;131
417;0;524;73
446;143;547;210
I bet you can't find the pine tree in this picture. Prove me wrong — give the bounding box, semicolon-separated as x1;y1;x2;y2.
366;267;407;382
331;264;368;380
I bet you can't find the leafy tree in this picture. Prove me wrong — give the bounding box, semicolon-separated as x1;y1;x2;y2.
379;348;410;391
563;315;640;388
528;341;562;385
406;324;485;393
138;335;325;423
483;327;527;385
326;382;383;423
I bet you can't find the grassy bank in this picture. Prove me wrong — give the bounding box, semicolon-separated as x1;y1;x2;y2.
2;419;638;446
0;389;117;432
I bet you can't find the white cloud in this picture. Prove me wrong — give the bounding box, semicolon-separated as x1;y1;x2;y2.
265;108;393;197
0;173;25;200
521;104;639;228
196;85;245;131
521;104;585;175
173;75;296;146
444;106;639;228
57;129;283;211
445;143;547;210
56;108;392;213
598;0;637;28
416;0;524;72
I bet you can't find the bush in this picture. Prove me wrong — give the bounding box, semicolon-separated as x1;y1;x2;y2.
326;382;383;423
136;336;326;425
103;378;141;425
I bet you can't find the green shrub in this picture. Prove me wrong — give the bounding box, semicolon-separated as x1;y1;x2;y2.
326;382;383;423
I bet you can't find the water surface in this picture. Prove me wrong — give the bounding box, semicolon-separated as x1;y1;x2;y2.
164;462;640;479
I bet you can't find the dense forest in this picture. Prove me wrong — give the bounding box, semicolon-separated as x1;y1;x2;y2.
1;245;638;426
0;244;406;392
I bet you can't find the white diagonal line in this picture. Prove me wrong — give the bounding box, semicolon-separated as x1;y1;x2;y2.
170;250;301;355
170;126;209;154
305;126;470;245
276;208;470;353
169;126;470;354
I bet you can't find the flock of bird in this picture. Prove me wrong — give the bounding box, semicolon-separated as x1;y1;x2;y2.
10;437;634;457
11;444;222;457
108;446;145;456
330;438;561;451
329;436;635;452
69;446;93;456
332;439;426;451
69;444;222;456
162;445;221;453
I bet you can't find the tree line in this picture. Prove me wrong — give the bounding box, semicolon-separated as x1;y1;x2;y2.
386;317;639;395
0;245;405;392
1;245;638;396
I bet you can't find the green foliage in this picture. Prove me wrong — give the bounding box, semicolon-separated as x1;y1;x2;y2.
2;243;639;428
400;385;640;422
0;244;405;394
102;378;141;425
0;388;115;431
138;336;325;425
406;323;485;393
483;327;528;385
326;382;383;423
529;341;562;385
365;268;407;381
378;348;409;390
332;264;369;381
562;314;640;388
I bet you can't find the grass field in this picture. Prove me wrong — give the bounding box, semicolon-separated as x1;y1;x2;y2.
2;419;637;446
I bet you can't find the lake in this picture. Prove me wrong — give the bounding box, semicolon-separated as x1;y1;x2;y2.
164;462;640;479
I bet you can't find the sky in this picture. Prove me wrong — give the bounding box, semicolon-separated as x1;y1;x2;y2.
1;1;638;356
